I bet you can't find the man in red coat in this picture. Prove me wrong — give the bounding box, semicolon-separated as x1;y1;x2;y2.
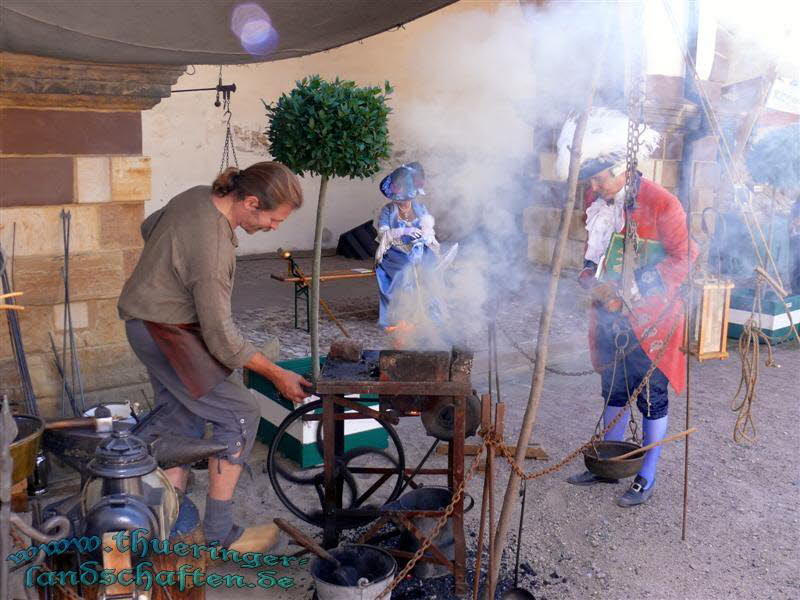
558;108;697;506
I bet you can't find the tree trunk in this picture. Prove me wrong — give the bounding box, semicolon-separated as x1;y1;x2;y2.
310;175;329;380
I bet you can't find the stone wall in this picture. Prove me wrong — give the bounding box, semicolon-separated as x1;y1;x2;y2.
0;52;183;417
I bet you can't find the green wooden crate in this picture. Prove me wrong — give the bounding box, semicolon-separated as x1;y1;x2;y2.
244;356;387;468
728;290;800;343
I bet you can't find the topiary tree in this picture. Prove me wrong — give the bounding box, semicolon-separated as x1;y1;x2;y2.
265;75;393;378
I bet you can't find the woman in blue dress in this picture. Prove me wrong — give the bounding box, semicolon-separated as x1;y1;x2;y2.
374;162;440;329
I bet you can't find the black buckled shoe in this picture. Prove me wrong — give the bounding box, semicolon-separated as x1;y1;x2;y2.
566;470;620;486
617;475;655;507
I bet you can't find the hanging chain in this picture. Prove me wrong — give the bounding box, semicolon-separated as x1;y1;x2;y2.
620;4;647;309
219;65;239;173
219;102;239;173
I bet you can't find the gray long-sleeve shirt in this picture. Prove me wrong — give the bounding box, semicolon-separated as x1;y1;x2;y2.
118;186;257;369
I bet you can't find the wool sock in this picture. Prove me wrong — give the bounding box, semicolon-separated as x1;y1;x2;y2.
638;415;669;490
603;406;630;442
203;497;236;544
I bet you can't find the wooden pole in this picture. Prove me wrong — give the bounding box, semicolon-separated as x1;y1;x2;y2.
483;18;610;598
609;428;697;461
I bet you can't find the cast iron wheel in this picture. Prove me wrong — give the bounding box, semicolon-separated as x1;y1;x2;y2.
267;399;406;528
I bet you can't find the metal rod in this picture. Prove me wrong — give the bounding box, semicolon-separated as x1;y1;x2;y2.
487;402;504;596
49;333;79;417
452;395;467;594
682;168;694;541
485;18;608;596
397;438;439;496
514;479;527;587
60;211;69;417
1;244;37;416
473;434;490;600
172;83;237;93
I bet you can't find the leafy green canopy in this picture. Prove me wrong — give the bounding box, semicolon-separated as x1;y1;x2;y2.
265;75;393;180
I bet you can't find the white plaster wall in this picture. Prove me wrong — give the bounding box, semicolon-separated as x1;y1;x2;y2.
142;1;501;256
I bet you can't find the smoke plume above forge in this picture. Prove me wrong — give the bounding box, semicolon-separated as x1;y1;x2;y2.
386;1;620;350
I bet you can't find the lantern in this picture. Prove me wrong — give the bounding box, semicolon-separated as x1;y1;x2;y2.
687;277;735;361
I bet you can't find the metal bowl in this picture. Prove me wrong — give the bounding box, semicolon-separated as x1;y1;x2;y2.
10;415;45;484
583;440;643;480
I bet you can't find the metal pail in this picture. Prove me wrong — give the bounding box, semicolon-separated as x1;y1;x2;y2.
311;544;396;600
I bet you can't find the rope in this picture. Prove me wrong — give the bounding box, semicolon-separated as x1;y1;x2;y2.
730;280;778;444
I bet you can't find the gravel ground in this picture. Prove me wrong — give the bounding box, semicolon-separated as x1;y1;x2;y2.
216;255;800;600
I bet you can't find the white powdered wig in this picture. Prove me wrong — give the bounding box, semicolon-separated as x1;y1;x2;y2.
555;107;661;181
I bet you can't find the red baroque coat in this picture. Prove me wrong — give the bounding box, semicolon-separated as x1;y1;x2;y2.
585;178;698;395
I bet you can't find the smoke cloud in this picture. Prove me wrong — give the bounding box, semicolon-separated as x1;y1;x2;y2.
385;1;624;350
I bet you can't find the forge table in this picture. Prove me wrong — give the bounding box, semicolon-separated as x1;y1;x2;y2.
313;353;472;596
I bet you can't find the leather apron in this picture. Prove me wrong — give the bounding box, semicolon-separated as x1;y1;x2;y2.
143;321;231;399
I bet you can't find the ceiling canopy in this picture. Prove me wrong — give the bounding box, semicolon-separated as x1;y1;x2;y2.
0;0;457;65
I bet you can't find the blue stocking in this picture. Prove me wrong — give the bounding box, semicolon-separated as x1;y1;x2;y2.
603;406;630;442
639;416;668;489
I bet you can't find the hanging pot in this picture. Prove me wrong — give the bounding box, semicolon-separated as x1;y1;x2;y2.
583;440;643;479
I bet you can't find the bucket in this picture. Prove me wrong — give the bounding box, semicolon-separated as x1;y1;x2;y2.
386;486;474;578
311;544;396;600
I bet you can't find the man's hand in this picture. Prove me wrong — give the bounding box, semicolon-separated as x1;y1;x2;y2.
245;352;313;404
590;282;622;312
273;368;313;404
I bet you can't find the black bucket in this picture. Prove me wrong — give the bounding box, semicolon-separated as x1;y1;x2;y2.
385;486;474;578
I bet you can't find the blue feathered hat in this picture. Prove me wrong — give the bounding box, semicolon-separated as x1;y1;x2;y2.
380;162;426;201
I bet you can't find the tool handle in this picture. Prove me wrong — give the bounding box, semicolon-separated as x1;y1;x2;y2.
273;518;340;566
45;418;96;430
609;428;697;462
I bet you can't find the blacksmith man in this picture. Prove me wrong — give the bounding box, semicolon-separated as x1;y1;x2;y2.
118;162;311;551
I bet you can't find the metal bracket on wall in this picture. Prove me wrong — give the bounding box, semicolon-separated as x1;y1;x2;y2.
172;76;236;107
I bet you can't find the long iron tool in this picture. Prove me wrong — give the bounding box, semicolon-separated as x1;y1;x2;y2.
60;209;86;416
274;518;362;586
501;479;534;600
0;246;37;415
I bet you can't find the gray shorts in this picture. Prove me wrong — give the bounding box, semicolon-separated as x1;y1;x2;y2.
125;319;259;465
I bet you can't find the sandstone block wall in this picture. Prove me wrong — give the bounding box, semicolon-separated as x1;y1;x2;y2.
0;53;182;417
